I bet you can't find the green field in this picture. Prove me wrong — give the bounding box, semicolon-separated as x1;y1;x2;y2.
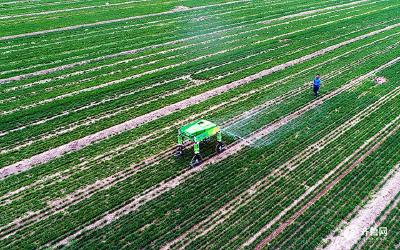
0;0;399;249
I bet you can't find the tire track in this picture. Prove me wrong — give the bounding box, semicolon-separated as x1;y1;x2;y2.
319;167;400;249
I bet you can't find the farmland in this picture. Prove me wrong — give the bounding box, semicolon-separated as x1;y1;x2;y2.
0;0;400;249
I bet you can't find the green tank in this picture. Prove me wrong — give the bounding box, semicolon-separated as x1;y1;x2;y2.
175;119;225;167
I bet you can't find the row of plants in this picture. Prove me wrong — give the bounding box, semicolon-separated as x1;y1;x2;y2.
0;0;374;101
150;71;400;249
1;48;399;249
265;127;400;249
0;0;372;94
0;0;172;15
0;0;250;37
58;61;400;250
2;15;391;151
174;79;400;249
0;0;313;70
1;27;398;216
1;7;398;168
1;32;384;227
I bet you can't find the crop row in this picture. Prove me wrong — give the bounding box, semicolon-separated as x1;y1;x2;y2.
2;17;396;156
1;35;390;234
264;128;400;249
163;84;400;249
1;6;399;169
1;27;399;227
360;193;400;250
2;1;392;99
0;0;359;69
2;25;399;211
1;0;381;106
0;0;253;37
1;50;398;248
160;74;400;250
0;35;379;219
56;62;400;249
0;0;312;71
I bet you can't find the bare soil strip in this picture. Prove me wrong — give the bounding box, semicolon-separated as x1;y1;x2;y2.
324;164;400;250
354;196;400;249
253;124;400;250
0;0;371;84
2;26;399;179
0;0;250;42
50;58;399;248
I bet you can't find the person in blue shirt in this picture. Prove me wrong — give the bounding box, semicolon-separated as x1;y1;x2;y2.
313;74;321;97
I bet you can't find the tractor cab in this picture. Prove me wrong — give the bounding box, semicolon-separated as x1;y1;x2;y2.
175;119;225;167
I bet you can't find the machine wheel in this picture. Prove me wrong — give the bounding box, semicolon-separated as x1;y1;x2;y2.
216;142;225;154
191;154;203;167
174;145;184;157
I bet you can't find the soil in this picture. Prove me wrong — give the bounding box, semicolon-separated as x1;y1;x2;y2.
374;76;387;85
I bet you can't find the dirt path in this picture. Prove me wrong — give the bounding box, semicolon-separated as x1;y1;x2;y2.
354;194;400;249
324;164;400;250
253;123;400;250
2;26;399;180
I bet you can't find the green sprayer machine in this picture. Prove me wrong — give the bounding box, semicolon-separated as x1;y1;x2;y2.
175;119;225;167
